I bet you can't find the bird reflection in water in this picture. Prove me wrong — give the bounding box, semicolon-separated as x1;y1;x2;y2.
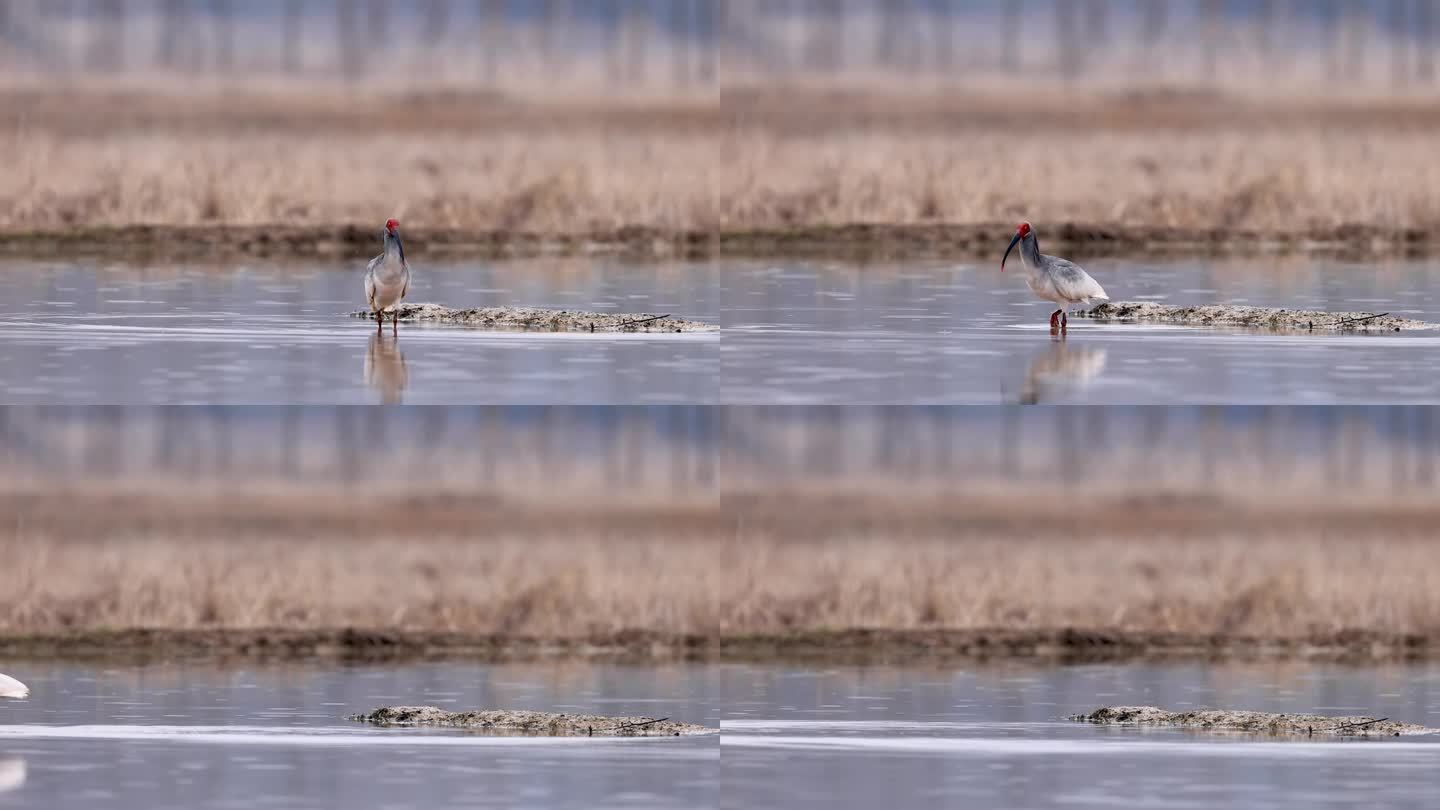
1018;336;1107;404
365;332;409;404
0;757;25;795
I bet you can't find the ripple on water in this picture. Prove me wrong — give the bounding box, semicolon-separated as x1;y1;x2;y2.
720;721;1440;758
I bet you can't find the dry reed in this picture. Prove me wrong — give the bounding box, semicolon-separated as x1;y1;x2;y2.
0;534;731;638
0;131;725;233
719;130;1440;233
4;86;1440;239
720;533;1440;639
4;490;1439;641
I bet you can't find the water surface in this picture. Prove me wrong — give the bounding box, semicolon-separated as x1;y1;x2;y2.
721;663;1440;809
0;259;717;404
0;661;718;809
722;258;1440;404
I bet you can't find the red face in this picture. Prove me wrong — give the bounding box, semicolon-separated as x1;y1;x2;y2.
1001;222;1031;272
385;218;400;235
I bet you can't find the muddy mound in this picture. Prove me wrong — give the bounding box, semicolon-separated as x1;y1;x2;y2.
1072;706;1435;737
1079;302;1435;332
351;706;714;737
349;303;715;333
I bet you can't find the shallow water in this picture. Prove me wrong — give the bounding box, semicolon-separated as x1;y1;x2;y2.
0;662;718;809
13;256;1440;405
720;663;1440;809
722;258;1440;404
0;260;717;404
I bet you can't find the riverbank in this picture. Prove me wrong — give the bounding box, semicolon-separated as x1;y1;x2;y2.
4;84;1440;261
1;627;1435;667
3;222;1437;263
3;485;1440;664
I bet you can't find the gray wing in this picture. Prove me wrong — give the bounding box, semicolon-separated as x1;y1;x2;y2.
364;257;379;309
1045;257;1108;302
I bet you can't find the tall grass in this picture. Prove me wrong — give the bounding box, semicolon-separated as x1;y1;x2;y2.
3;485;1439;640
5;86;1440;237
720;130;1440;233
720;533;1440;638
0;534;731;637
5;531;1437;640
0;131;724;233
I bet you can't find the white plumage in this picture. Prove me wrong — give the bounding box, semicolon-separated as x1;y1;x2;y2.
1002;221;1109;330
365;218;411;333
0;672;28;699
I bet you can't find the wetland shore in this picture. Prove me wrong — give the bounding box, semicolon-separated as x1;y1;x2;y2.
4;222;1436;262
2;627;1436;667
4;84;1440;262
5;485;1440;666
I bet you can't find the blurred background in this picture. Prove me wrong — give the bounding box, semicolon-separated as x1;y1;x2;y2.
0;406;721;641
726;404;1440;496
0;2;1434;93
722;405;1440;645
0;0;718;90
16;404;1440;504
2;1;1438;241
730;0;1439;91
3;404;1438;643
0;404;716;494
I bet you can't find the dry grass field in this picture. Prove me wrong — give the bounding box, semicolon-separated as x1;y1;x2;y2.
725;527;1440;642
3;481;1440;660
5;407;1438;660
8;531;1437;652
5;82;1440;256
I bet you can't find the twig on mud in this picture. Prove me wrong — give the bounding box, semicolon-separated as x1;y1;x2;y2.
1337;717;1387;730
1338;313;1388;325
617;314;670;328
617;717;669;730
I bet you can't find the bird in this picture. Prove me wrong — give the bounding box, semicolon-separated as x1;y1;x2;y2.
1001;222;1109;331
365;218;411;334
0;672;28;699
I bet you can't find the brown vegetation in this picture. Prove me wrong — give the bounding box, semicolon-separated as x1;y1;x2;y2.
4;484;1440;662
4;85;1440;258
719;532;1440;643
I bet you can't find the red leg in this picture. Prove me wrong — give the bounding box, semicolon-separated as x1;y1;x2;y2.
1062;310;1068;329
392;310;398;335
375;311;383;332
1049;310;1060;329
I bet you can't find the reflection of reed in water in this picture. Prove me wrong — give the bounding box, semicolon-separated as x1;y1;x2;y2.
1018;339;1107;404
0;758;25;795
364;333;409;404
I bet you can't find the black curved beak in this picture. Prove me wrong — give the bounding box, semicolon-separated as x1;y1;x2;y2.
1001;232;1021;272
394;233;406;266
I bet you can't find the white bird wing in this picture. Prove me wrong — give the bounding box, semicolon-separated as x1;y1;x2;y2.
0;671;28;698
364;255;380;309
1047;258;1108;303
